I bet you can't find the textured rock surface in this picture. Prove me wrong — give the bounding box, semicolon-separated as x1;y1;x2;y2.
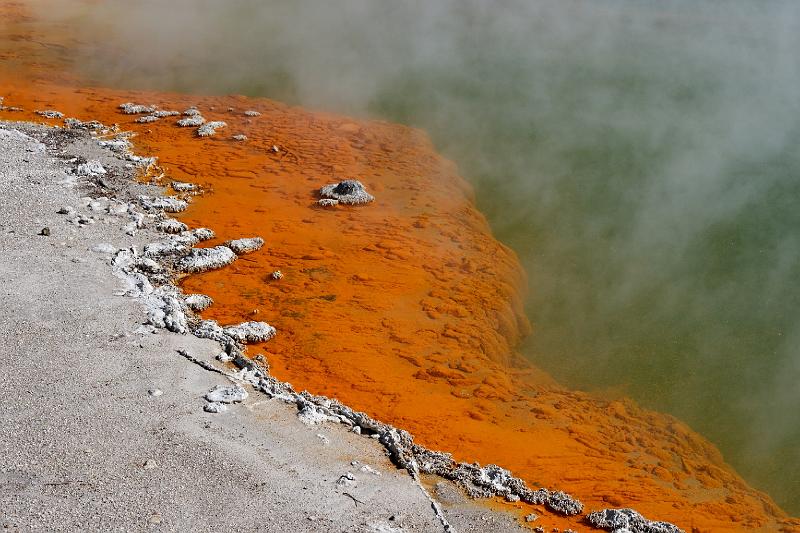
319;179;374;205
223;236;264;255
176;246;237;273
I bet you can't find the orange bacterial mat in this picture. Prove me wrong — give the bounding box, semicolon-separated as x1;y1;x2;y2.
1;2;798;531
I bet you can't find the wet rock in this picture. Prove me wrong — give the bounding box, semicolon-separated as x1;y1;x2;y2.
223;237;264;255
119;102;156;114
205;384;248;404
319;179;374;205
197;121;227;137
76;160;106;177
35;109;64;119
586;509;683;533
135;115;159;124
176;246;237;273
184;293;213;311
138;195;188;213
204;402;228;413
177;115;205;127
223;321;276;343
156;218;188;234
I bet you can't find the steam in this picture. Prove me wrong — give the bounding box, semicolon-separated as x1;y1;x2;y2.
34;0;800;512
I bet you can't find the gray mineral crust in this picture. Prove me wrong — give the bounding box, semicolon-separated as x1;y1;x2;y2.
223;237;264;255
319;179;374;205
223;321;276;343
176;246;237;273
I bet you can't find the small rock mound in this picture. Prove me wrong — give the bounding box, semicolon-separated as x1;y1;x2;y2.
224;237;264;255
197;121;227;137
184;293;213;311
205;384;248;404
138;195;188;213
156;219;189;234
119;102;156;114
177;115;206;127
176;246;237;273
319;179;374;205
223;321;276;343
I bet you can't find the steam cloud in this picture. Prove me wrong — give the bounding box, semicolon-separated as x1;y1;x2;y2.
30;0;800;512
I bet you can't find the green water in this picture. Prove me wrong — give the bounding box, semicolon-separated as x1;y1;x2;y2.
59;0;800;513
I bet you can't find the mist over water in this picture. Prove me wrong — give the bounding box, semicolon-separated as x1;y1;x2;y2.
41;0;800;512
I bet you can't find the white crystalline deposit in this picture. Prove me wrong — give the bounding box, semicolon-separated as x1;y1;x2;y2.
138;195;188;213
244;110;261;117
171;181;197;192
76;160;107;177
143;229;215;257
586;509;683;533
119;102;156;114
152;110;180;117
223;237;264;255
205;384;248;403
232;134;248;142
156;218;188;234
184;293;213;311
183;107;201;116
196;121;227;137
176;246;237;273
223;321;276;343
143;239;190;257
188;227;215;241
135;115;160;124
177;115;205;127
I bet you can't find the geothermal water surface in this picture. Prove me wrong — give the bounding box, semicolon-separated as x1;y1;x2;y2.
2;0;799;530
